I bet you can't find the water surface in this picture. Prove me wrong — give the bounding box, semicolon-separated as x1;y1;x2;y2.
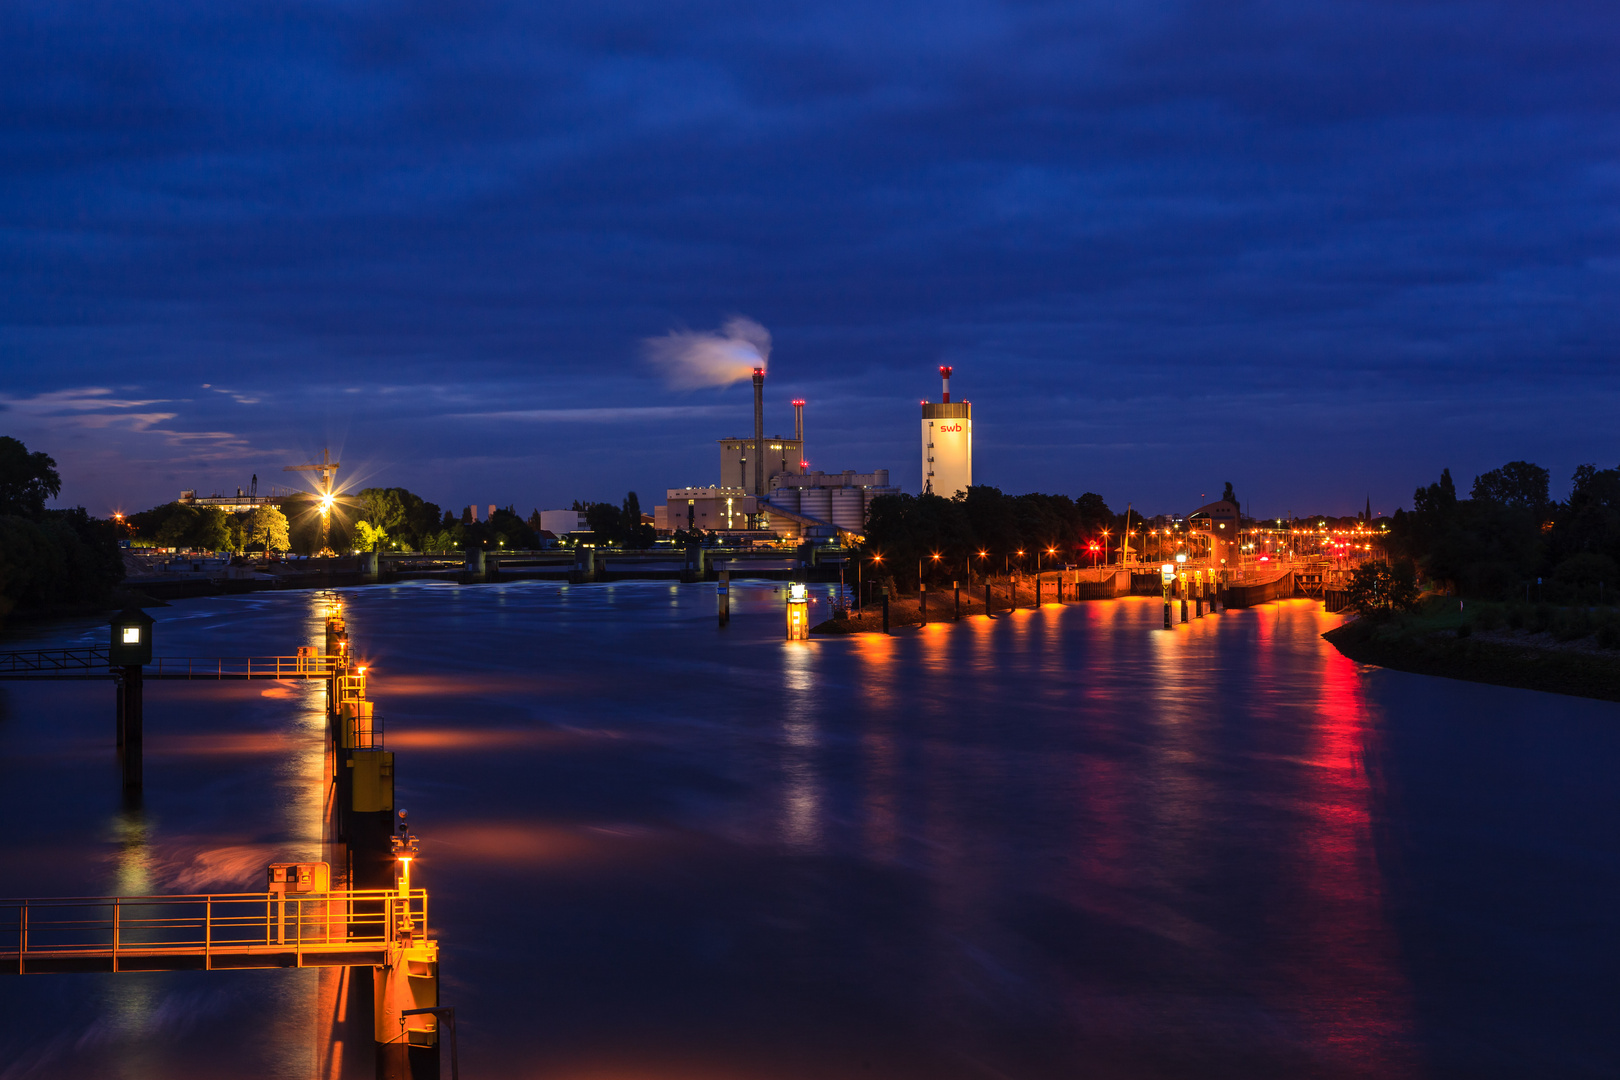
0;583;1613;1078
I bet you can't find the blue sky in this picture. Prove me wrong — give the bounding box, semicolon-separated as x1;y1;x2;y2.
2;1;1617;520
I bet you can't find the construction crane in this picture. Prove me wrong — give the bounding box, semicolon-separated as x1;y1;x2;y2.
284;448;341;554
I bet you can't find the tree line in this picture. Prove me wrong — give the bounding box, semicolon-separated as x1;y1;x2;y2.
1386;459;1620;601
0;437;124;623
123;486;667;554
860;486;1116;590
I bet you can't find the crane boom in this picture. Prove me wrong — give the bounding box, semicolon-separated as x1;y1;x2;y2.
283;448;341;495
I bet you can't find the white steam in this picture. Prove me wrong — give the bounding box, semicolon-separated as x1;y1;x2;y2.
644;316;771;389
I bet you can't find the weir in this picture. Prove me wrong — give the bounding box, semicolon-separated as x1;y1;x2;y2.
0;597;447;1079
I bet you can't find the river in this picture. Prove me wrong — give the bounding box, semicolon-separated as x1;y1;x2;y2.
0;582;1614;1078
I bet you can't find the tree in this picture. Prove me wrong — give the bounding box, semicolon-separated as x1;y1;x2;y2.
1471;461;1550;512
155;504;200;546
1344;559;1419;617
194;508;232;552
359;488;407;534
0;436;62;518
1412;468;1457;516
354;520;389;551
247;505;291;553
585;501;622;541
1222;481;1238;507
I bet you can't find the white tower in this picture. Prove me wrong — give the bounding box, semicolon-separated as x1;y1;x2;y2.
921;366;972;496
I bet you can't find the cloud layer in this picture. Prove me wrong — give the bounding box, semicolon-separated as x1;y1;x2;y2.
1;1;1617;515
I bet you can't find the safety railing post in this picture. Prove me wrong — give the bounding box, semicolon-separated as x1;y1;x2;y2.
19;902;26;974
205;896;212;969
112;898;119;972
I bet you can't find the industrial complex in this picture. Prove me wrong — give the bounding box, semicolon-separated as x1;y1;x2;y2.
649;364;966;541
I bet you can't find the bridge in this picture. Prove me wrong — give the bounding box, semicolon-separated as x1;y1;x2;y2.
1;888;426;974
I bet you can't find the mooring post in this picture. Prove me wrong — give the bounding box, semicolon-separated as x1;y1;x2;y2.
1180;577;1189;623
954;580;961;620
717;569;731;627
881;594;890;633
121;666;143;790
985;581;993;618
920;584;927;626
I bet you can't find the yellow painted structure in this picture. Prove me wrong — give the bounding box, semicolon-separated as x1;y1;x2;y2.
351;750;394;812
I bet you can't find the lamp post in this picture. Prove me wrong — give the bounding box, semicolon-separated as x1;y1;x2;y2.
871;552;888;631
110;607;154;790
1176;551;1189;621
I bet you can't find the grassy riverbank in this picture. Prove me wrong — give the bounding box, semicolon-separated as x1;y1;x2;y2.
1323;597;1620;702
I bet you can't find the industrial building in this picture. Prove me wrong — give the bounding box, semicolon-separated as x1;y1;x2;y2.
539;509;586;535
661;367;896;540
921;366;972;497
765;471;898;538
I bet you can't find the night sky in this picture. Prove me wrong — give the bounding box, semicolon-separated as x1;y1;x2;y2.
3;1;1617;520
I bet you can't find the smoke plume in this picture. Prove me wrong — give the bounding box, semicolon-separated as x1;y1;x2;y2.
644;316;771;389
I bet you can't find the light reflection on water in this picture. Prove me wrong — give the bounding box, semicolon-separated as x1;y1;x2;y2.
0;582;1615;1078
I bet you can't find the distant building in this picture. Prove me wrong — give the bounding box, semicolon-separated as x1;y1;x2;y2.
663;487;758;535
1189;499;1240;567
539;509;587;535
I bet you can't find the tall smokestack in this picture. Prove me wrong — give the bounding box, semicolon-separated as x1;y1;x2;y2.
787;395;806;466
752;367;765;496
940;365;953;403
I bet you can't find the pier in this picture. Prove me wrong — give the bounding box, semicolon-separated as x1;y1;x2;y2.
0;597;445;1079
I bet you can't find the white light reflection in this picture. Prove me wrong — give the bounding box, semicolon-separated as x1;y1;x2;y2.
779;639;821;852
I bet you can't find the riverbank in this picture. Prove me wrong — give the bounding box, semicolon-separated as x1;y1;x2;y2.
1324;600;1620;702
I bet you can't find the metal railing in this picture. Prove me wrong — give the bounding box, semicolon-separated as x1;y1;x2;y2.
0;647;111;675
0;889;426;973
149;655;343;679
0;650;343;681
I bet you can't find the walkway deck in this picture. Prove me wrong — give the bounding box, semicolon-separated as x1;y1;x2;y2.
1;888;425;974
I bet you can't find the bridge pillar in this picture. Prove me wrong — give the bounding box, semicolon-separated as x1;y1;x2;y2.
362;551;379;583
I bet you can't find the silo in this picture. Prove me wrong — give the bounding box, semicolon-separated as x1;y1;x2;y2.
771;486;801;514
832;488;865;531
801;487;832;523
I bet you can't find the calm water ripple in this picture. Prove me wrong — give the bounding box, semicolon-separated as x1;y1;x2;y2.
0;582;1614;1078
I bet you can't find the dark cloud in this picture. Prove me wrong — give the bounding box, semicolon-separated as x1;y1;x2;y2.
1;0;1616;516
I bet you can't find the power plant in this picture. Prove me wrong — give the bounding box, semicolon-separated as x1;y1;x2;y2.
660;364;898;540
922;366;971;497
